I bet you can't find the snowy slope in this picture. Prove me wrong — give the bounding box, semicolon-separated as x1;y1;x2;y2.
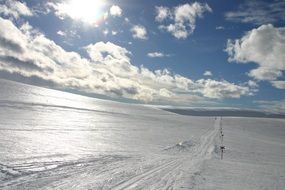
0;79;284;190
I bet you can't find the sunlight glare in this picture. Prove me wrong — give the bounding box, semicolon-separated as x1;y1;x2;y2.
61;0;106;25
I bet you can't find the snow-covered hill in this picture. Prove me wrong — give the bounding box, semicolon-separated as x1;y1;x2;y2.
0;79;284;189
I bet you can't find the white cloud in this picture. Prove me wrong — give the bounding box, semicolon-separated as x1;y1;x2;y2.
226;24;285;84
111;30;118;35
147;52;169;58
156;2;212;39
103;29;109;36
203;71;212;76
271;81;285;89
109;5;122;17
255;100;285;113
155;6;170;22
0;0;32;19
0;17;255;105
130;25;148;40
215;26;224;30
159;88;174;98
56;30;80;40
248;68;282;81
194;79;252;99
85;41;131;64
124;17;130;23
247;80;258;88
57;30;66;36
225;0;285;25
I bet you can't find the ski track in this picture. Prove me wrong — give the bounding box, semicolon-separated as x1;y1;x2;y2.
1;118;220;190
110;117;220;190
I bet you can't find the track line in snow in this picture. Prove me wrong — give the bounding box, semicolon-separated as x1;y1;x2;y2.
110;118;220;190
110;159;182;190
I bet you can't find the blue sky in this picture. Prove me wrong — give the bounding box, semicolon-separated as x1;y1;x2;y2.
0;0;284;112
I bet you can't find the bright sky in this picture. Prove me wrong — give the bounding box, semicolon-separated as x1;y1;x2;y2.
0;0;284;112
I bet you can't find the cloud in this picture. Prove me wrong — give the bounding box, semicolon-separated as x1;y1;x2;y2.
226;24;285;84
147;52;169;58
155;6;170;22
248;68;282;81
247;80;259;88
124;17;130;23
225;0;285;25
109;5;122;17
85;41;131;63
57;30;66;36
155;2;212;39
130;25;148;40
255;100;285;113
203;71;212;76
0;0;32;19
103;29;109;36
111;30;118;35
57;30;80;39
215;26;224;30
0;17;255;105
194;79;252;99
271;81;285;89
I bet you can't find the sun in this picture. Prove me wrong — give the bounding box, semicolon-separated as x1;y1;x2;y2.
60;0;106;26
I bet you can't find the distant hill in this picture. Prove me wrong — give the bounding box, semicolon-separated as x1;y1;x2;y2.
162;108;285;119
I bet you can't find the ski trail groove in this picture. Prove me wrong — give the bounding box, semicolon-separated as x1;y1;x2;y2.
110;159;182;190
110;118;220;190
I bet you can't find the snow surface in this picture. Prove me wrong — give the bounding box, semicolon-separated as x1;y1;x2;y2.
0;79;285;189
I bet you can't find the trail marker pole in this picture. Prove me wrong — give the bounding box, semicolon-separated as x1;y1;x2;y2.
219;117;225;160
220;145;225;160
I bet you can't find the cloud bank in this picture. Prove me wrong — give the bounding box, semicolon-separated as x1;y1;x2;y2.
0;17;255;105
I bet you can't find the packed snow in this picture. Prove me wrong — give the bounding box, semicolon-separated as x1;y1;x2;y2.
0;79;284;189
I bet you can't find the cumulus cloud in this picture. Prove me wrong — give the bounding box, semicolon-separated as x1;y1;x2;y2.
109;5;122;17
155;2;212;39
225;0;285;25
203;71;212;76
147;52;169;58
226;24;285;85
0;0;32;19
130;25;148;40
85;41;131;63
155;6;170;22
0;17;255;105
